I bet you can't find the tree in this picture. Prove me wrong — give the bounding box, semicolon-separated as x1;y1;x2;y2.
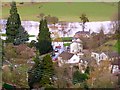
98;26;105;46
38;13;45;19
36;19;53;55
28;54;54;88
29;40;37;48
53;64;73;88
14;26;29;45
80;14;89;32
4;43;17;61
6;1;29;45
44;15;51;24
40;55;54;86
2;64;29;88
87;60;117;88
45;15;58;25
28;54;43;89
85;66;90;75
51;16;59;27
72;70;88;85
6;1;21;43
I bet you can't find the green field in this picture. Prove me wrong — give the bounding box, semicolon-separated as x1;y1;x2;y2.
96;40;117;52
2;2;117;22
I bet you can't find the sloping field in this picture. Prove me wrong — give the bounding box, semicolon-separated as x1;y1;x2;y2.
96;40;117;52
2;2;117;22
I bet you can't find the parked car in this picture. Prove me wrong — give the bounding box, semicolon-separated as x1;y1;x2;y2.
54;49;59;52
55;46;61;49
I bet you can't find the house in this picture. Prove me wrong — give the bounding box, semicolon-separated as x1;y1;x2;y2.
70;38;83;54
91;51;120;64
111;59;119;74
74;30;90;38
91;32;98;36
58;51;80;66
104;51;120;61
79;57;96;73
91;51;100;63
99;52;108;61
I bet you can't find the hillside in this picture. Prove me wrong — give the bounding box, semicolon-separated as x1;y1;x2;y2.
96;40;117;52
2;2;117;22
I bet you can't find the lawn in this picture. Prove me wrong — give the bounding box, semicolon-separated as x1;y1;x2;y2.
2;2;117;22
63;43;71;47
61;37;72;42
96;40;117;52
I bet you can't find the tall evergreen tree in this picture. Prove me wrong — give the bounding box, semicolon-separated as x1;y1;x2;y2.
36;19;53;55
6;1;29;45
6;1;21;43
28;54;54;88
40;55;54;86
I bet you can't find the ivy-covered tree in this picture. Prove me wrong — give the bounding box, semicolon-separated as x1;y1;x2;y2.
36;19;53;55
6;1;21;43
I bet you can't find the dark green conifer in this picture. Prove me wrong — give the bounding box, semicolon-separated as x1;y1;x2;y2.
6;1;29;45
36;19;53;55
6;1;21;43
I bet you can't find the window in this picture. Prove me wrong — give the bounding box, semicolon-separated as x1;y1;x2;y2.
73;59;76;61
94;54;96;57
102;56;103;60
99;56;100;60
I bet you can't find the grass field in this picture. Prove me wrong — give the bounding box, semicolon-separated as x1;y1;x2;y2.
96;40;117;52
2;2;117;22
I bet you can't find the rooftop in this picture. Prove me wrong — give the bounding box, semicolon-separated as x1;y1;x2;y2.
59;51;74;60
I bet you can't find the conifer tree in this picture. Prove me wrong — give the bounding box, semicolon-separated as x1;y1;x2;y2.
14;26;29;45
40;55;54;86
6;1;21;43
6;1;29;45
28;54;54;88
36;19;53;55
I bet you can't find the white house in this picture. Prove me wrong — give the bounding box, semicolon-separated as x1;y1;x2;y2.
91;52;100;63
67;54;80;64
91;52;109;63
91;51;120;65
58;51;80;66
111;59;120;74
70;38;83;54
99;52;108;61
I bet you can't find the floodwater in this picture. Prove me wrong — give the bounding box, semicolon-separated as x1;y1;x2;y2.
0;19;114;42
